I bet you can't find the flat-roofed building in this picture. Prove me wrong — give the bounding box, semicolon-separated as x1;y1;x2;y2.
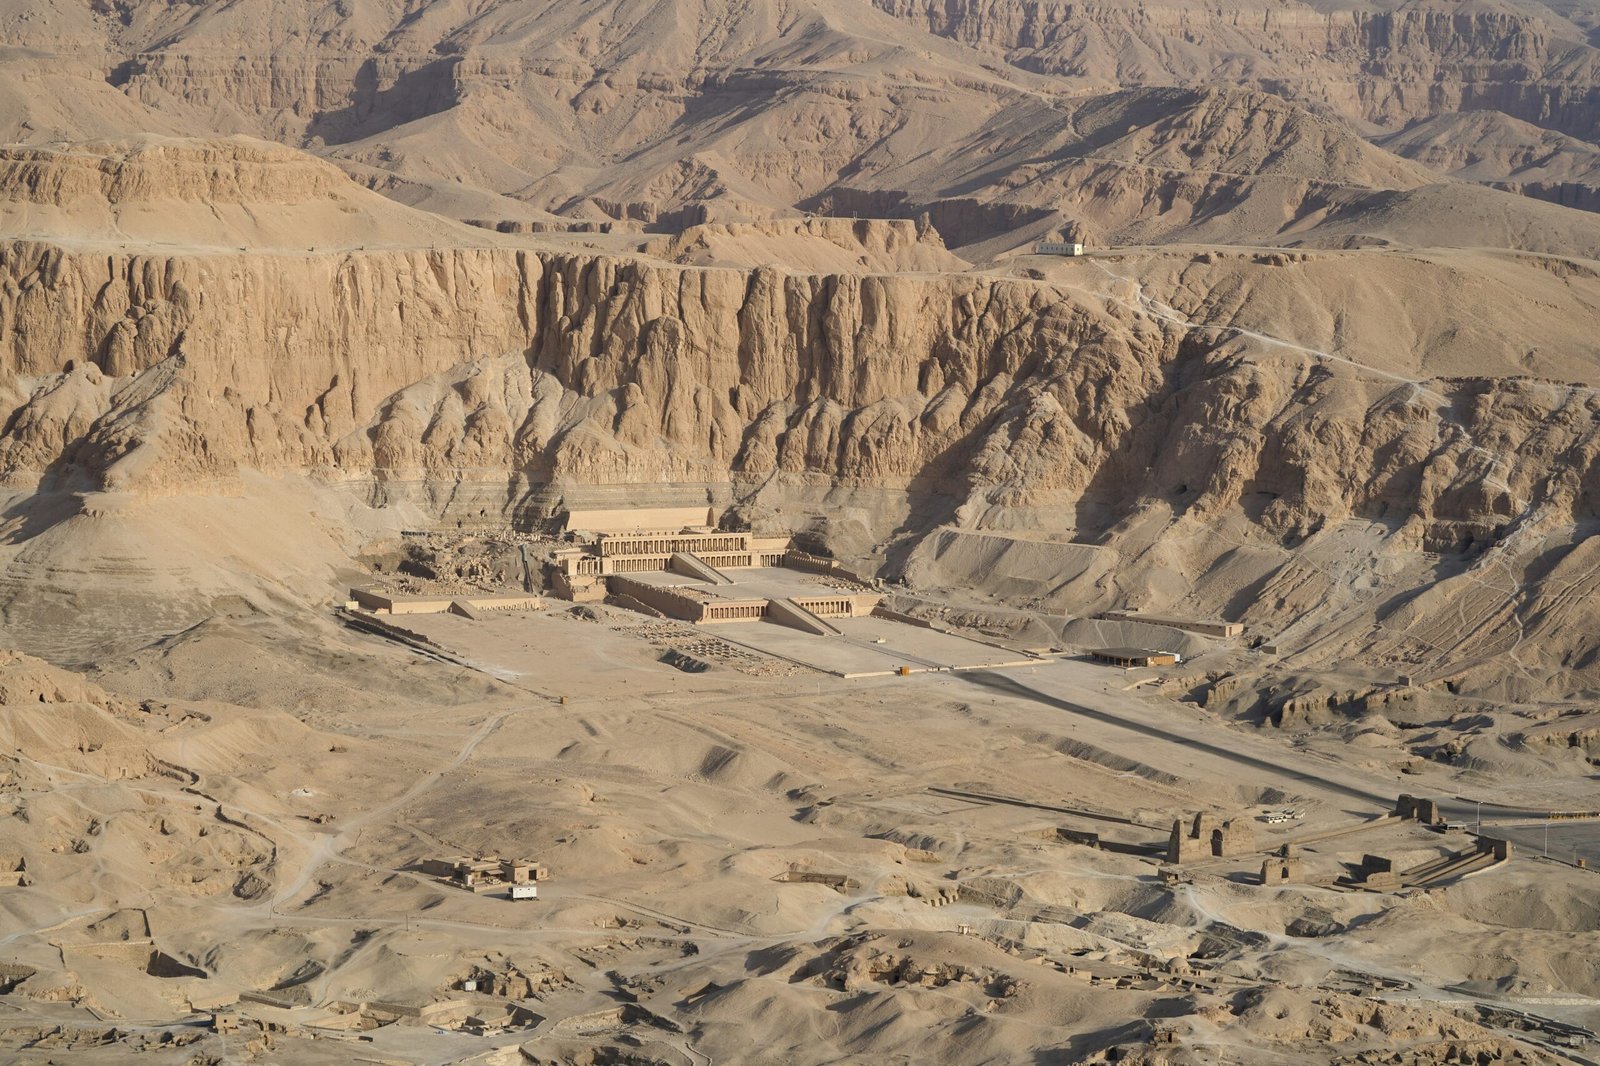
1091;647;1180;668
550;509;795;597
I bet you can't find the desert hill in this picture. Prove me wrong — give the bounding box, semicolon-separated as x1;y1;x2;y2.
2;228;1600;699
875;0;1600;135
1070;88;1436;188
641;216;970;272
1378;109;1600;211
1;1;1600;1064
811;84;1464;251
7;0;1600;237
0;136;499;250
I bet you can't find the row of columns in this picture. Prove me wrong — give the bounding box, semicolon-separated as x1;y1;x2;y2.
600;534;750;557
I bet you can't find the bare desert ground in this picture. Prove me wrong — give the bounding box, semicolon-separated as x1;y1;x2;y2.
1;0;1600;1063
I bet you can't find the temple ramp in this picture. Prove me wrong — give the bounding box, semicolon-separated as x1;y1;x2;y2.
767;598;843;636
669;551;735;585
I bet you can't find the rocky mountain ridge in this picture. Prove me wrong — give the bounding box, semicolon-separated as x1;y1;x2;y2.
9;0;1600;234
2;234;1595;554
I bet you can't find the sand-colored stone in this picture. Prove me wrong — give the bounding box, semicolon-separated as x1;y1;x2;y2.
1;3;1599;1063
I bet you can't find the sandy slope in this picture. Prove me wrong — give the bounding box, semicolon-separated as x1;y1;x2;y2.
8;0;1600;241
0;1;1598;1063
0;565;1594;1063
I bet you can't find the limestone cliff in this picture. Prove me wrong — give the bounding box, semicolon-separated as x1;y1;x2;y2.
16;0;1600;236
0;238;1595;560
0;139;491;249
873;0;1600;137
641;218;968;273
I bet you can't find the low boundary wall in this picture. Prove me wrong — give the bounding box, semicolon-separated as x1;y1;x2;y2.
1099;611;1242;638
351;589;543;615
608;575;713;622
783;550;879;588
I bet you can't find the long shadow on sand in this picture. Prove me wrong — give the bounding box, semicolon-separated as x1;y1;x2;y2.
959;671;1558;823
959;670;1394;810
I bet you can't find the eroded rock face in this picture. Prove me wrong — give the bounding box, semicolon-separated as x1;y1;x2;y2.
873;0;1600;138
0;139;351;207
0;239;1595;553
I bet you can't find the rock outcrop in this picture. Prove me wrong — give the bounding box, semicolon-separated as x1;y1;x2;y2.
641;217;968;273
1;236;1596;555
0;138;490;249
874;0;1600;138
13;0;1600;233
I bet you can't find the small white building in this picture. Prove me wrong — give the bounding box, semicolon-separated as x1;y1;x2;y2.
509;884;539;900
1036;240;1085;256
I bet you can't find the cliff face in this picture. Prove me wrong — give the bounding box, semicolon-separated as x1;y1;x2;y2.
11;0;1600;236
872;1;1600;137
0;239;1595;554
0;140;493;251
87;1;1600;144
0;242;1155;498
0;139;350;204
